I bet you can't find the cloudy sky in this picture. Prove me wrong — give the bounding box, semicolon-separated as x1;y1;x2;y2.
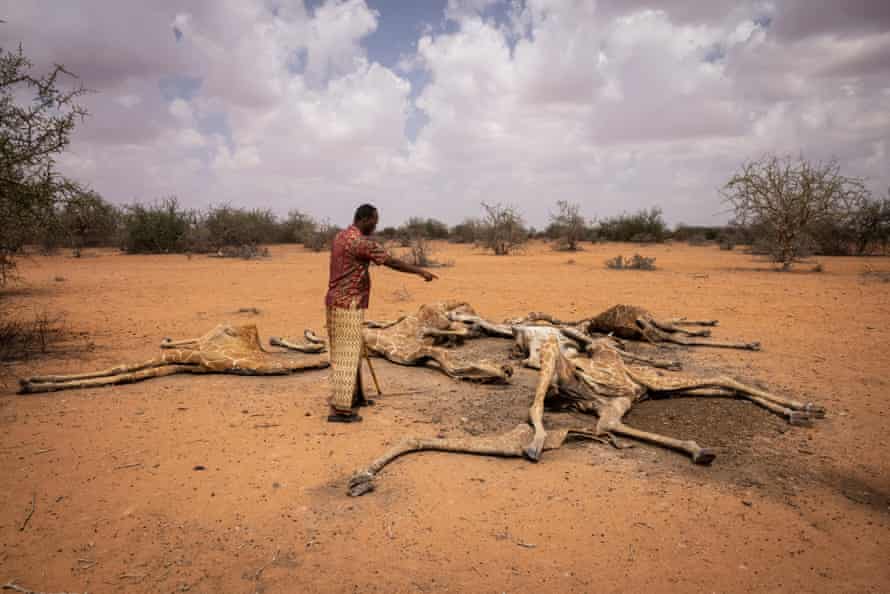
2;0;889;227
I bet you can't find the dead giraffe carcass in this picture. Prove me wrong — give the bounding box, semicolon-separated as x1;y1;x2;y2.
524;304;761;350
347;326;823;496
19;324;329;394
361;301;513;382
276;302;513;382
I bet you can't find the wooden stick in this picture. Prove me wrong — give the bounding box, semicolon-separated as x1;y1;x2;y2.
19;494;35;532
363;345;382;396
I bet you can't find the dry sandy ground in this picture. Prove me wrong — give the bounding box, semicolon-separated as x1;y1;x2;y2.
1;241;888;594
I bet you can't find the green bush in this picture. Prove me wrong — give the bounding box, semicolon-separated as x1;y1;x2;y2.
449;219;481;244
121;197;193;254
596;207;667;243
399;217;449;240
672;225;725;242
278;210;317;244
59;190;122;255
305;220;340;252
202;205;278;250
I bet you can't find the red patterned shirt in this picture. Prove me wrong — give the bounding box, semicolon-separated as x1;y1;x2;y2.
325;225;388;309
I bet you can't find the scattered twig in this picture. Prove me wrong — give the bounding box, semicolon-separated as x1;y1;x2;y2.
253;423;280;429
113;462;143;470
33;449;54;455
516;541;536;549
2;581;84;594
19;494;35;531
380;389;430;397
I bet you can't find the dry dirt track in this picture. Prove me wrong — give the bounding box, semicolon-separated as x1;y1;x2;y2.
1;241;888;594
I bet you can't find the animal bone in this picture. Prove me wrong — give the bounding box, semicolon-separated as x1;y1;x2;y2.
19;324;328;394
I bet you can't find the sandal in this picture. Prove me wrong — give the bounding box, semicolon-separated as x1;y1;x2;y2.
327;412;363;423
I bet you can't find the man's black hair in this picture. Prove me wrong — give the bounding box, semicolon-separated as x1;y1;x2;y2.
354;203;378;222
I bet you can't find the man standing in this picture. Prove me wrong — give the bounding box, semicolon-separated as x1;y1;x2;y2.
325;204;437;422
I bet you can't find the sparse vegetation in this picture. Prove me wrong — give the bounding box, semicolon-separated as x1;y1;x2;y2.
672;225;725;243
547;201;588;251
480;202;527;255
0;310;66;362
59;190;121;256
278;209;318;245
400;217;450;241
0;44;89;285
605;253;657;270
722;155;871;270
449;218;482;244
596;207;667;243
121;197;194;254
305;220;340;252
396;238;453;268
200;205;278;257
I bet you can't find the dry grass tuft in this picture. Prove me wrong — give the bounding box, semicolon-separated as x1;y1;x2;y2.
605;253;657;271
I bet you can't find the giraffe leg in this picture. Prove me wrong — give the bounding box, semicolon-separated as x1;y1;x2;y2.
525;337;559;462
347;424;603;496
634;373;824;425
160;337;201;348
666;318;719;327
612;348;682;370
22;358;168;385
664;332;761;351
269;336;326;353
449;313;514;338
716;376;825;424
349;425;533;495
652;319;711;337
420;348;513;383
608;421;716;465
19;364;204;394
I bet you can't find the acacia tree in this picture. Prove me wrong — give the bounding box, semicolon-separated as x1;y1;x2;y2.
61;190;120;256
721;155;869;270
0;44;88;284
849;191;890;255
548;200;587;251
480;202;527;255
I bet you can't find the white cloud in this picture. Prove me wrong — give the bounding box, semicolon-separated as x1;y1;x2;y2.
1;0;888;227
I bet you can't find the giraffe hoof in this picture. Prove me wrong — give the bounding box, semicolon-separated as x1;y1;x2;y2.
348;471;376;496
804;403;826;418
789;411;812;426
700;330;712;337
692;449;716;465
747;342;762;351
523;446;542;462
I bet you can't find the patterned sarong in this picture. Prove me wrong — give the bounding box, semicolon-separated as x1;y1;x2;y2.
327;305;365;413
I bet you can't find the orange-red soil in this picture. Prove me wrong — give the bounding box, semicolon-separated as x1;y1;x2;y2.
1;242;888;593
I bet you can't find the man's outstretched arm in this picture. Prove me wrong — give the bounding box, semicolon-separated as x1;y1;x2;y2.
384;256;438;282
